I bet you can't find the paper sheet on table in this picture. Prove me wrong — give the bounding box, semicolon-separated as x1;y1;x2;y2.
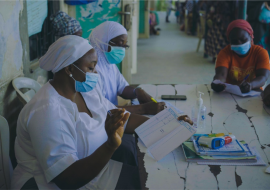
135;107;196;161
131;99;184;115
213;80;261;97
197;147;266;166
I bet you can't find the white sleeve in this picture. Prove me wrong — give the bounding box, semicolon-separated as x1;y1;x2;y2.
114;66;129;96
27;103;79;183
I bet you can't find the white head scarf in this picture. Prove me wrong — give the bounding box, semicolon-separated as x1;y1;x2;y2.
39;35;93;73
89;21;128;105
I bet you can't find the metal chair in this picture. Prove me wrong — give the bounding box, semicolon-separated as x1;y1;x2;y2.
12;77;41;105
0;115;13;189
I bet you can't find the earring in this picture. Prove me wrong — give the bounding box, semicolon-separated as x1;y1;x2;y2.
70;74;72;77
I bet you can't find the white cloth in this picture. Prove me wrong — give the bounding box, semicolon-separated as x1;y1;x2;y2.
12;82;130;189
39;35;93;73
89;21;129;105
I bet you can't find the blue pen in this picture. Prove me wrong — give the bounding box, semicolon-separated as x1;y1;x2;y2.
107;110;113;116
240;74;249;86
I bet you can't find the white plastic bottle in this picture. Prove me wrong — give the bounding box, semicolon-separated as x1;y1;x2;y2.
191;91;206;129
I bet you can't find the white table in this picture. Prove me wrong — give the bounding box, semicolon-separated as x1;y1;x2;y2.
136;84;270;190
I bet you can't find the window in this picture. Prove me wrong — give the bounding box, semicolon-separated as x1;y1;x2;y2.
29;1;60;61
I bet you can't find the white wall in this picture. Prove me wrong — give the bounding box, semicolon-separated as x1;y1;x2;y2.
0;0;24;88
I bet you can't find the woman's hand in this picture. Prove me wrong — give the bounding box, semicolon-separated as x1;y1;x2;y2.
211;82;226;92
105;109;130;150
177;115;193;125
136;88;153;104
142;101;166;115
239;81;252;93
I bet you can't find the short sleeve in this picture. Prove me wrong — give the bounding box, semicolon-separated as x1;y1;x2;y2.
255;47;270;70
114;66;129;96
27;103;79;183
215;47;231;69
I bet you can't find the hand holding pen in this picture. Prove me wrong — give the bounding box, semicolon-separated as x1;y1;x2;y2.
105;109;130;149
239;74;252;93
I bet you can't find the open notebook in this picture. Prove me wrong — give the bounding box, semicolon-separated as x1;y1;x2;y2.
213;80;261;97
135;107;196;161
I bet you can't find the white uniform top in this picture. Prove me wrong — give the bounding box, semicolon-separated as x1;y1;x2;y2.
96;64;129;105
12;82;129;189
89;21;129;106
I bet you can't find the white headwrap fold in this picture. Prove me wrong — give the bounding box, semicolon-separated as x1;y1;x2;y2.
89;21;129;105
39;35;93;73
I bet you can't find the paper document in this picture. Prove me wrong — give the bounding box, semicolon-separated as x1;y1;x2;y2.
135;107;196;161
213;80;261;97
27;0;48;36
132;99;184;115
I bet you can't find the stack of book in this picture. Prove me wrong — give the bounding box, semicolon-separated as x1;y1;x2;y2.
182;136;266;165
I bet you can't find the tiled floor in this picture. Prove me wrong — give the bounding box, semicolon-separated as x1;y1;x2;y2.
132;11;215;85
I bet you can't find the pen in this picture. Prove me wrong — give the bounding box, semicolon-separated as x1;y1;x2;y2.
107;110;113;116
239;74;249;86
151;97;158;103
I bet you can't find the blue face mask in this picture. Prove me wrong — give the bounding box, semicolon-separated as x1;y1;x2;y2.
104;46;126;64
71;64;99;92
231;41;251;55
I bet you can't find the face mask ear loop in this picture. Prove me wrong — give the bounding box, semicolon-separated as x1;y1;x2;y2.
72;64;86;75
93;38;112;53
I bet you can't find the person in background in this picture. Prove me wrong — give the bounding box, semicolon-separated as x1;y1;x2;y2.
211;20;270;93
185;0;199;35
150;9;161;34
257;2;270;56
89;21;165;115
198;0;207;12
50;11;82;37
166;0;173;23
204;1;236;63
175;0;181;24
150;11;160;35
247;1;268;54
262;84;270;107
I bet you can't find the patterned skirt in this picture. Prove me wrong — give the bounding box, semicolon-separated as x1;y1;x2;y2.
205;22;229;58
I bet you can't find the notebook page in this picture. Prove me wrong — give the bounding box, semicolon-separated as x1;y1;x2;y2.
135;108;183;148
213;80;260;97
148;120;196;161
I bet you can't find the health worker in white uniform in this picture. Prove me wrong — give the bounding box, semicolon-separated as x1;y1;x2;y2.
12;35;149;190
